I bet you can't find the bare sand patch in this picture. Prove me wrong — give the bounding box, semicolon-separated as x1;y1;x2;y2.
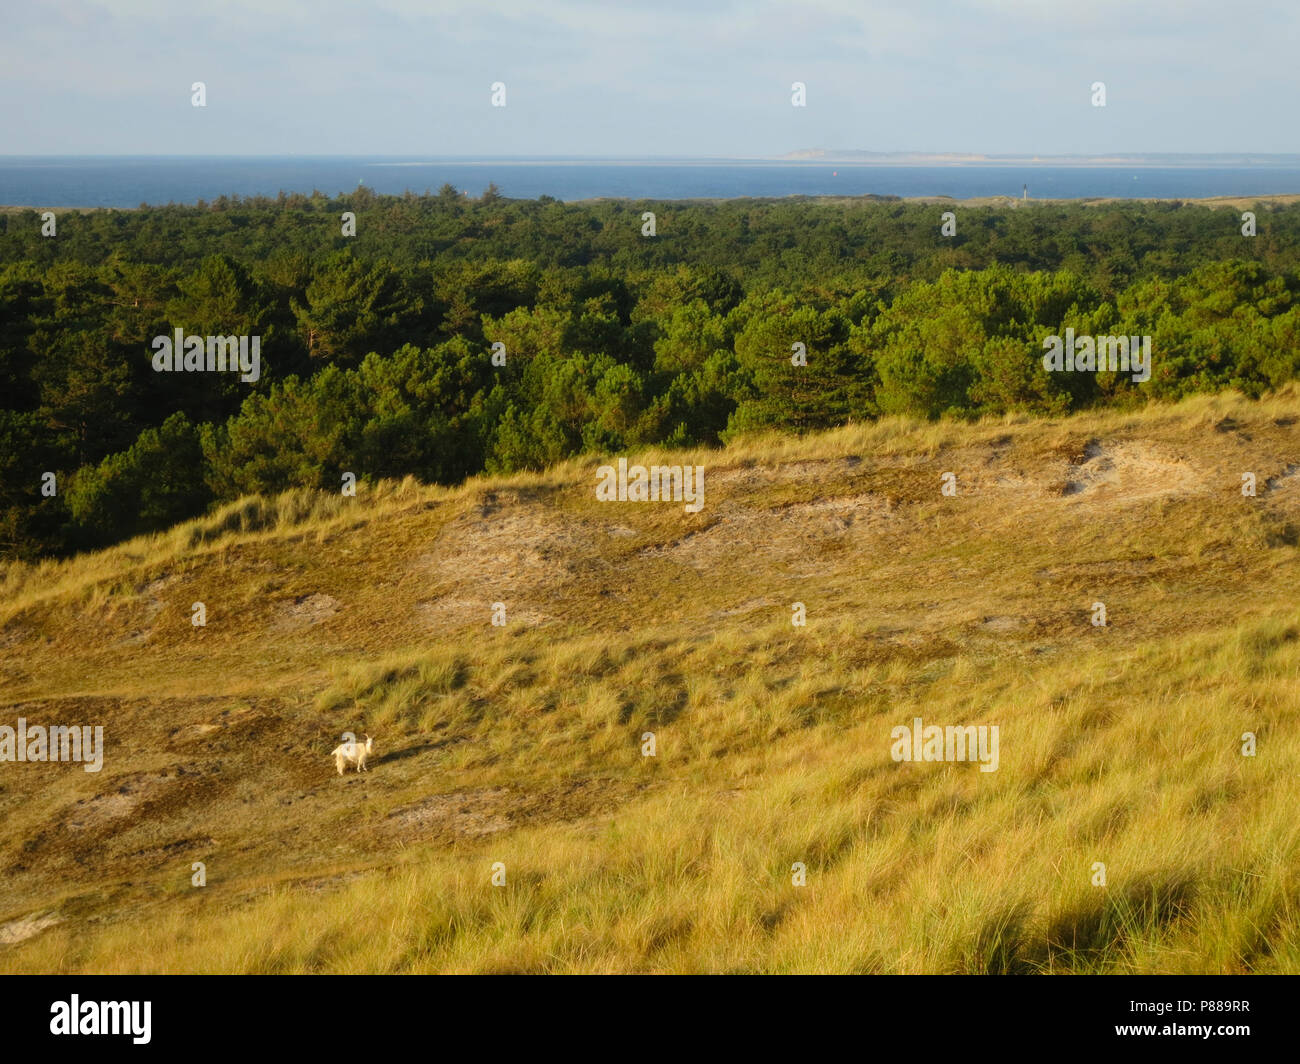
639;492;894;569
410;494;603;631
63;772;182;831
273;593;341;630
0;911;62;945
1058;441;1205;503
413;498;590;591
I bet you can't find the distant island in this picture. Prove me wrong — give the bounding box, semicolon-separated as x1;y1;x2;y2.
779;149;1300;167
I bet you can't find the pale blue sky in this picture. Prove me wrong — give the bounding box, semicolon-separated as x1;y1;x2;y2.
3;0;1295;156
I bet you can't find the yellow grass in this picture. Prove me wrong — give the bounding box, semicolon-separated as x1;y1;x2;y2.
1;388;1297;972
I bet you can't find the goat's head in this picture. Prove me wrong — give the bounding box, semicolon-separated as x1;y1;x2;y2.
364;733;373;752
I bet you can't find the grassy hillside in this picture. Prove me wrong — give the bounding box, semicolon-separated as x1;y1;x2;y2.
1;388;1298;973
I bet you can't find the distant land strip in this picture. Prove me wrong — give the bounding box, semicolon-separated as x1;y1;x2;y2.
779;149;1300;167
7;193;1300;212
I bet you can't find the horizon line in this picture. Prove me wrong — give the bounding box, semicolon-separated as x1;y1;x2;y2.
5;151;1300;163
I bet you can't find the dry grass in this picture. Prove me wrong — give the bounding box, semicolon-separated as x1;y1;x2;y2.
1;389;1297;972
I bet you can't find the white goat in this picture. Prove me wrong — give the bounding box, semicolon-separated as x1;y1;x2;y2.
331;734;373;775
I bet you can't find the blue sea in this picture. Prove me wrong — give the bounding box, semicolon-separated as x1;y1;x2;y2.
3;157;1300;208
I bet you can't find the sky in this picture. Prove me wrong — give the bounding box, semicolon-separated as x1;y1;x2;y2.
2;0;1297;157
